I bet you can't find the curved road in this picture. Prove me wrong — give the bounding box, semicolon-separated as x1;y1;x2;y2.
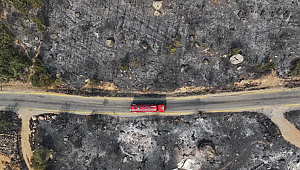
1;88;300;116
3;88;300;170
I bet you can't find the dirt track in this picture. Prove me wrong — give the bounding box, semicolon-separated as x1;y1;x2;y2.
18;109;51;170
260;106;300;148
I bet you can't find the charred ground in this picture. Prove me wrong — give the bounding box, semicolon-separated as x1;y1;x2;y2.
31;112;300;170
2;0;300;91
0;110;27;169
285;110;300;131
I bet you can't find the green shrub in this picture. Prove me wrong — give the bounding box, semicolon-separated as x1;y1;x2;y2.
28;14;46;31
169;48;176;53
4;0;43;13
130;61;138;68
173;36;180;41
30;72;53;87
254;63;276;74
290;59;300;76
54;78;63;87
0;23;30;81
30;59;54;87
31;146;52;170
119;65;128;72
4;0;45;31
166;36;181;54
262;63;276;71
90;78;99;86
0;111;17;132
232;48;242;55
26;0;43;8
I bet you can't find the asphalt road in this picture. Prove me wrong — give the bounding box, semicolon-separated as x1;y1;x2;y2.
1;88;300;116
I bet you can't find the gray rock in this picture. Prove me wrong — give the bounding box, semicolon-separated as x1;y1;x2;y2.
140;42;148;50
230;54;244;65
106;38;115;47
75;12;81;18
153;1;163;10
153;10;162;17
203;59;209;65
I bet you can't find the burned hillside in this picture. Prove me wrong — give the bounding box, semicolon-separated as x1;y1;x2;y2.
285;110;300;131
0;110;27;169
31;112;300;170
2;0;300;91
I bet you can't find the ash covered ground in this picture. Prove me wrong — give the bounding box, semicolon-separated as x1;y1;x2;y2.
0;110;27;169
4;0;300;91
285;110;300;131
31;112;300;170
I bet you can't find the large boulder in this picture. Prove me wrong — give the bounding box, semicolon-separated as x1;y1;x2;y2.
153;1;163;10
230;54;244;65
106;38;115;47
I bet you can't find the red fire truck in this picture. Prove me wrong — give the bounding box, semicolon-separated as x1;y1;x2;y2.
130;104;165;113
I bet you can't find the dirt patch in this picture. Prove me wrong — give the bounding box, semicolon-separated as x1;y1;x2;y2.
284;77;300;88
171;86;212;94
234;70;285;89
1;80;46;92
2;70;300;98
0;154;11;169
82;80;119;91
45;71;290;97
97;81;119;91
262;107;300;148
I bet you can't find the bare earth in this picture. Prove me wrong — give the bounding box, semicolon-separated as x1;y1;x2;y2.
0;154;11;169
18;109;55;170
260;106;300;148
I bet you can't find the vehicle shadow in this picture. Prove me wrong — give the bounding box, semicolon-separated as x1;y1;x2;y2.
132;94;167;108
4;102;19;112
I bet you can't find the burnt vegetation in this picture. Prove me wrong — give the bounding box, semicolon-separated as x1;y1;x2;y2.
0;110;27;169
289;59;300;76
29;112;300;170
0;0;300;91
285;110;300;131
